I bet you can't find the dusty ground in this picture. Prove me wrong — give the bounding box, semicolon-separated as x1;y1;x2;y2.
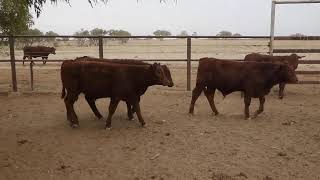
0;85;320;180
0;39;320;179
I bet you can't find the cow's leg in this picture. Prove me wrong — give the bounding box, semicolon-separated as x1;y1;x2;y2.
279;83;285;99
133;101;145;127
243;94;251;119
64;93;79;128
204;88;219;115
85;95;103;119
105;98;120;129
126;101;134;120
23;56;26;65
189;85;204;114
253;96;265;118
64;98;72;124
42;57;47;64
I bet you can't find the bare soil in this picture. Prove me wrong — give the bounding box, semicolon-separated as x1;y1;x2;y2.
0;83;320;180
0;39;320;179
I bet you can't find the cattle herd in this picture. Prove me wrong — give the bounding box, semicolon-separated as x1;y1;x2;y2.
58;53;302;129
20;45;303;129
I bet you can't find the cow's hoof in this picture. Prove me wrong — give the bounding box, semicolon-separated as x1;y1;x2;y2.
140;122;146;127
71;123;79;128
128;117;135;121
279;96;283;99
105;127;112;131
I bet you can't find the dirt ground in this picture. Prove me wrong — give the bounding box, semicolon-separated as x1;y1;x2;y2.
0;39;320;179
0;85;320;180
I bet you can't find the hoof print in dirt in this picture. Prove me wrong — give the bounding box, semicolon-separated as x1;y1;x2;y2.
57;164;71;171
263;176;274;180
277;152;287;157
17;139;29;145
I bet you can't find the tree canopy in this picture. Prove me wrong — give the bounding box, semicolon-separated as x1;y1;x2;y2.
0;0;33;35
153;30;171;36
178;30;188;36
27;0;172;17
217;31;232;37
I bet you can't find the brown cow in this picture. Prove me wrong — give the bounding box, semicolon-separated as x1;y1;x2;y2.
61;60;170;129
244;53;304;99
23;46;56;65
74;56;174;120
189;58;298;119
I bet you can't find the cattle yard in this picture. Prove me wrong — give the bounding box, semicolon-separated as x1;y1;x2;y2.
0;37;320;179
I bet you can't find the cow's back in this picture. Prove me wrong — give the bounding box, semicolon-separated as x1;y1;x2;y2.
196;58;283;97
244;53;299;70
23;46;52;56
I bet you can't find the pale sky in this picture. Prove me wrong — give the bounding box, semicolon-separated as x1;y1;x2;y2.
32;0;320;36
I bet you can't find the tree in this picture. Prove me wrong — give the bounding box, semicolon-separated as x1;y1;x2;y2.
106;29;131;44
217;31;232;37
0;0;33;35
27;0;106;17
89;28;107;46
74;29;90;47
192;32;198;36
45;31;59;42
178;30;188;36
153;30;171;40
27;0;172;17
18;28;44;47
232;33;241;36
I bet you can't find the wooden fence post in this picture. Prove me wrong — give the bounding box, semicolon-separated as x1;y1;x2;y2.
99;36;103;59
269;0;276;55
30;61;34;91
9;36;17;92
187;37;192;91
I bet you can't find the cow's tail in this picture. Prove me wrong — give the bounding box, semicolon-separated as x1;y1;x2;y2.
61;85;66;99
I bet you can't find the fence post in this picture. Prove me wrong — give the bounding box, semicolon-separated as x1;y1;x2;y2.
187;37;191;91
269;0;276;55
99;36;103;59
9;36;17;92
30;61;34;91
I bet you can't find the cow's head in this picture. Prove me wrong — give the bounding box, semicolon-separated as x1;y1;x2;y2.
289;54;305;70
151;63;170;86
51;47;56;54
278;64;298;84
161;65;174;87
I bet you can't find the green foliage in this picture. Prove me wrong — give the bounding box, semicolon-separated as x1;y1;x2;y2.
45;31;59;42
153;30;171;40
232;33;242;37
106;29;131;44
0;0;33;35
192;32;198;36
73;29;90;47
153;30;171;36
178;30;188;36
17;28;44;47
89;28;107;46
90;28;107;36
217;30;232;37
27;0;106;17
